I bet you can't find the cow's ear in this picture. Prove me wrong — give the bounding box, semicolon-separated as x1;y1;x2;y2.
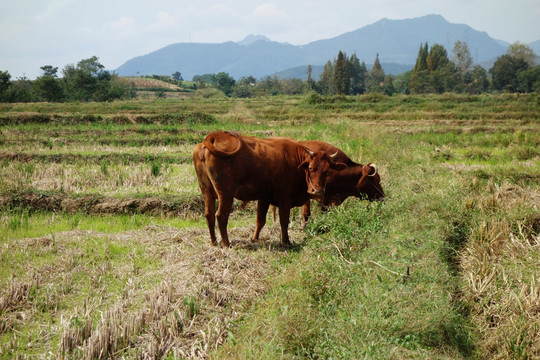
331;162;347;171
298;159;309;170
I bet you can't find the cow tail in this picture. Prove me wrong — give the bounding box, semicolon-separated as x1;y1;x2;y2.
204;131;243;157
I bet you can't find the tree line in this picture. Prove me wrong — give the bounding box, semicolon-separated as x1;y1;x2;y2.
0;56;135;102
175;40;540;97
193;41;538;97
294;41;538;96
1;42;538;103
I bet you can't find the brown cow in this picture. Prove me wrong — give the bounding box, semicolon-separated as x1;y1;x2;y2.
262;140;384;226
193;131;347;247
297;140;385;225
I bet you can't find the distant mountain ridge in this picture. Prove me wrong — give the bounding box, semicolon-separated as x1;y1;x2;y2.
237;34;272;46
115;14;531;80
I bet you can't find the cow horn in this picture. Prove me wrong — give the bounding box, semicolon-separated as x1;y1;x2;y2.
304;147;314;157
369;163;378;176
329;151;338;159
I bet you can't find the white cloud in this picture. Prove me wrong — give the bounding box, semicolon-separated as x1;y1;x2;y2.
103;16;137;38
33;0;74;22
253;3;285;18
145;11;178;34
156;11;175;24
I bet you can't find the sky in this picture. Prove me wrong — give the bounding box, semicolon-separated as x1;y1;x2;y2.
1;0;539;79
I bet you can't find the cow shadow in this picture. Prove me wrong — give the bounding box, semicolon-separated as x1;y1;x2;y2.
223;223;307;253
228;238;305;253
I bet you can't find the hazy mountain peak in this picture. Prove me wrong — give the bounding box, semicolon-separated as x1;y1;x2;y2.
238;34;271;45
115;14;516;80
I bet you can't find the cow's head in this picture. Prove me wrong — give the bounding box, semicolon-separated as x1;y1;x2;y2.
299;148;347;199
355;163;385;201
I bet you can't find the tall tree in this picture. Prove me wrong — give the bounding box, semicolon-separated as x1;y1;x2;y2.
410;42;456;93
507;42;536;67
465;65;490;94
318;60;335;95
452;40;473;79
306;65;315;91
427;44;455;93
359;61;368;93
33;65;63;102
409;43;430;94
215;72;236;96
382;75;395;95
62;57;103;101
349;53;364;95
490;54;529;92
0;70;11;101
427;44;450;71
334;51;350;95
413;43;429;73
367;54;385;93
40;65;59;77
517;65;540;93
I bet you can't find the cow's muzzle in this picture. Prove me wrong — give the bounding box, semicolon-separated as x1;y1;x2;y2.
307;173;326;199
308;187;324;197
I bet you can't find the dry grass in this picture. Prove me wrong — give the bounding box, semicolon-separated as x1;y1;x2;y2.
0;162;199;197
1;94;538;358
119;77;182;91
1;223;298;358
460;183;540;359
0;143;194;156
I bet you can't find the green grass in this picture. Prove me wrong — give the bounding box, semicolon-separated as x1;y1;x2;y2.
214;116;484;359
1;93;539;358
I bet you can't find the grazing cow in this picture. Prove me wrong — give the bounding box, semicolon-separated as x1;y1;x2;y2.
192;131;347;247
297;140;385;225
261;140;384;226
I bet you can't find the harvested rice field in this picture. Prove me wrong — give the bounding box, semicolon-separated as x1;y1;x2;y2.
1;93;539;359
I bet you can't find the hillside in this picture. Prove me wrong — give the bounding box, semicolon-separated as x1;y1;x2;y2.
529;39;540;57
115;14;509;80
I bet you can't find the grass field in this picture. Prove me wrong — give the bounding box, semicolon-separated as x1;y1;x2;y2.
1;93;539;359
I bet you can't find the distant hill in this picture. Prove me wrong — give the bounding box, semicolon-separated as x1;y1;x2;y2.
115;14;511;80
529;39;540;57
237;34;272;46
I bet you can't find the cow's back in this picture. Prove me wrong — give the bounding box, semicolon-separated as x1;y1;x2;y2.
201;132;308;206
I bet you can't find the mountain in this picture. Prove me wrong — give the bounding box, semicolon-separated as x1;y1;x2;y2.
116;41;304;81
301;14;505;65
237;34;272;46
529;39;540;57
115;14;509;80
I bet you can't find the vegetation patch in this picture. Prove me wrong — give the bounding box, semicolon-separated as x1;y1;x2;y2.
1;226;292;358
0;192;205;217
0;94;538;358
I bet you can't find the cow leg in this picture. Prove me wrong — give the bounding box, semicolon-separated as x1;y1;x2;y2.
278;205;292;245
216;194;234;247
302;201;311;229
193;159;218;246
253;200;270;242
203;193;217;245
270;204;277;223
